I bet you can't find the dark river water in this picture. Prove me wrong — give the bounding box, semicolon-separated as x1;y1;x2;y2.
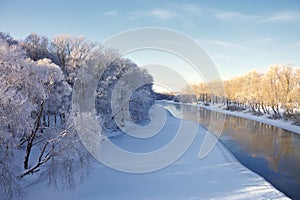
163;102;300;199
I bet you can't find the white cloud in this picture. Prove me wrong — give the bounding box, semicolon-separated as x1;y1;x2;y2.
241;37;276;46
198;38;278;53
128;8;177;21
198;39;240;48
147;9;176;20
261;11;300;23
103;10;119;17
129;10;148;19
211;54;231;61
291;42;300;48
212;9;300;24
212;8;300;24
213;10;258;21
183;4;201;14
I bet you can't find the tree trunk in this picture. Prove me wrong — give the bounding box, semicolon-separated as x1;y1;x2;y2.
47;115;50;127
276;104;281;118
24;100;44;170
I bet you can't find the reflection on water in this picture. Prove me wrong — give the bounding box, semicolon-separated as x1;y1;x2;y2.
162;102;300;199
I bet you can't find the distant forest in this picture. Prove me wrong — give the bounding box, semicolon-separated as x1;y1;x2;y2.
186;65;300;123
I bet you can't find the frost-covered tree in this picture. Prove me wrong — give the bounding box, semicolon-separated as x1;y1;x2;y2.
187;64;300;120
128;68;155;124
50;35;96;84
290;68;300;110
242;70;264;112
22;33;50;61
0;38;43;140
34;58;72;125
0;38;90;200
263;66;282;117
111;67;155;127
85;47;155;132
1;32;156;199
0;38;45;199
275;64;297;116
0;32;18;46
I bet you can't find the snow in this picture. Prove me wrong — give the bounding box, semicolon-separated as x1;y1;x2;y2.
200;104;300;135
24;105;289;200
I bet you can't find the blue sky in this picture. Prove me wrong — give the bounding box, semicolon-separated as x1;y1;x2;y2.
1;0;300;87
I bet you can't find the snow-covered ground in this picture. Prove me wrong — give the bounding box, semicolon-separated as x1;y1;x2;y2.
24;108;289;200
201;104;300;135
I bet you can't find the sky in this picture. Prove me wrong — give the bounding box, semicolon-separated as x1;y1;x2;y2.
1;0;300;91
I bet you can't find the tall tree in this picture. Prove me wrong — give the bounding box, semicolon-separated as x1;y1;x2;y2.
0;37;90;199
276;64;297;116
22;33;50;61
50;35;96;84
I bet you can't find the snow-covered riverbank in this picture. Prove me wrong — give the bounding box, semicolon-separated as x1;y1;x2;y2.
160;100;300;134
25;109;288;199
201;104;300;134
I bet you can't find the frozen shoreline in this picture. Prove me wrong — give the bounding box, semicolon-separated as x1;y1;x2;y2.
161;100;300;134
201;104;300;134
25;108;289;200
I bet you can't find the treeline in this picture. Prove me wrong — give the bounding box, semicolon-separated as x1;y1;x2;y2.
187;64;300;121
1;31;155;130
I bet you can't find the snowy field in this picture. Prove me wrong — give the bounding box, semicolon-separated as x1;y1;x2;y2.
24;109;288;200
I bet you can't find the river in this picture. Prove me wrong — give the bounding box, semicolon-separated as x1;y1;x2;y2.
163;102;300;199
